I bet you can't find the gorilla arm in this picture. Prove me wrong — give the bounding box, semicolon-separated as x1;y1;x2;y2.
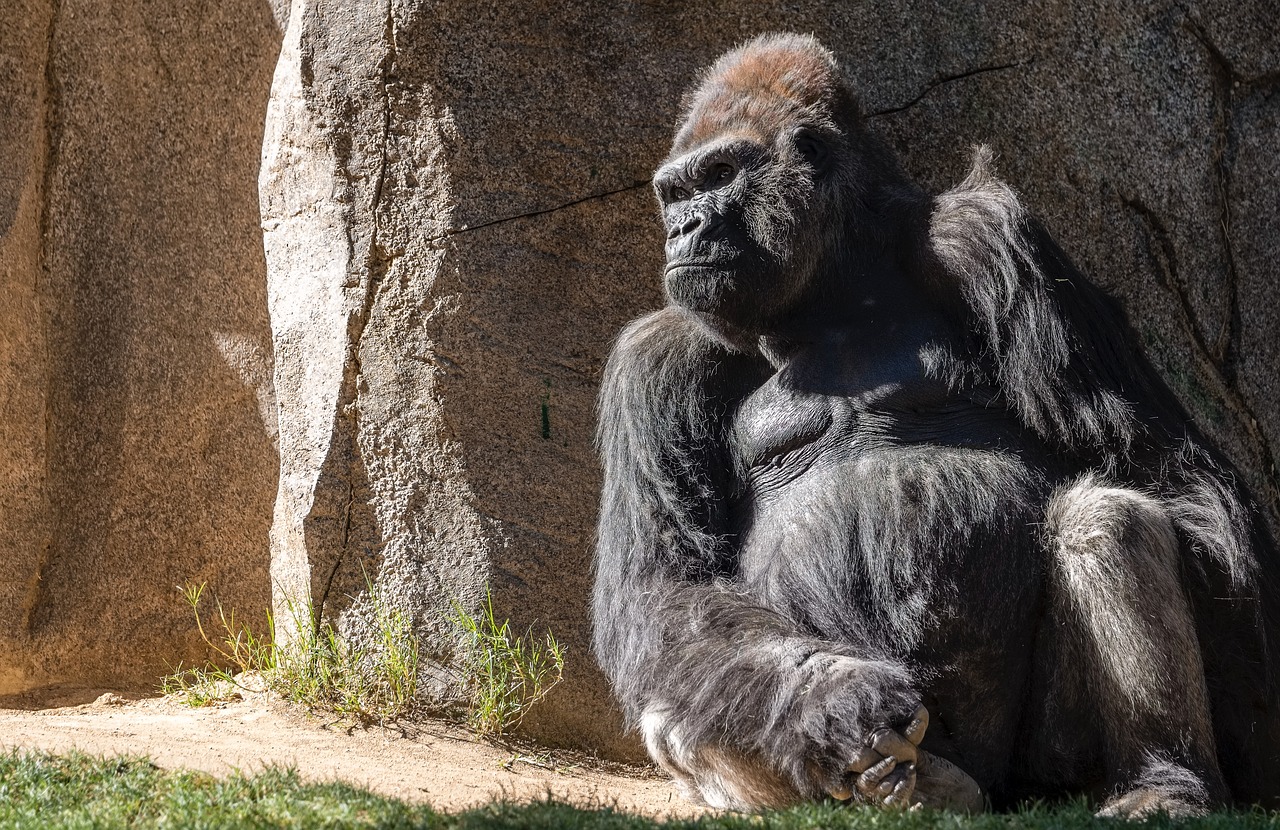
591;306;929;809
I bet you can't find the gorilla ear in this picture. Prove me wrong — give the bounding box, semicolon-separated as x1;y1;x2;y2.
793;128;830;174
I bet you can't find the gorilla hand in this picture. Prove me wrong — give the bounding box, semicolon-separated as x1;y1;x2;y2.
826;707;985;812
827;706;927;807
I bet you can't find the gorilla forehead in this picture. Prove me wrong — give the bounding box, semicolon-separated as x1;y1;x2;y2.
670;33;854;157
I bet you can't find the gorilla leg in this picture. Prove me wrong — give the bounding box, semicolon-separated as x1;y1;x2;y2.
1046;476;1226;817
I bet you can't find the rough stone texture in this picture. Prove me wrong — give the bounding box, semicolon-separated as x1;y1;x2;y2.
262;0;1279;761
0;0;55;695
0;1;283;694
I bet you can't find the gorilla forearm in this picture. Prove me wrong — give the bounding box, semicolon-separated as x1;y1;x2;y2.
593;573;919;798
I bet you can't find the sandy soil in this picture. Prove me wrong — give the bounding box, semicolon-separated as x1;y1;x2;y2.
0;685;702;818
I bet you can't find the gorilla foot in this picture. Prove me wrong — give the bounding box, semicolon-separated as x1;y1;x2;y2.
912;750;986;813
1097;788;1208;820
1097;761;1214;819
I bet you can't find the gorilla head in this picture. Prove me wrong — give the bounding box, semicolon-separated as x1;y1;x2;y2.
654;34;908;335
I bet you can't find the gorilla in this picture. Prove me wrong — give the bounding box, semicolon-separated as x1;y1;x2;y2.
591;33;1280;816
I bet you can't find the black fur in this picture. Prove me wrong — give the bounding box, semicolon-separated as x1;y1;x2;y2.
592;33;1280;811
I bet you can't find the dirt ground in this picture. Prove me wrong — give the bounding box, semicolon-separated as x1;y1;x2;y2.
0;685;703;819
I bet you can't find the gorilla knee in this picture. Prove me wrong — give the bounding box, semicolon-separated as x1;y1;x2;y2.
1047;475;1180;575
1046;475;1208;729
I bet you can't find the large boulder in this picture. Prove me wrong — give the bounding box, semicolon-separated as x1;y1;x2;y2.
261;0;1279;759
0;0;283;695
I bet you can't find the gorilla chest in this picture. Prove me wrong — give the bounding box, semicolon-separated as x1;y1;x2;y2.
731;336;1014;484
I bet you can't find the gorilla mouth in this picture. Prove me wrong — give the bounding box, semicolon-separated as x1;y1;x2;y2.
664;259;739;275
664;261;736;300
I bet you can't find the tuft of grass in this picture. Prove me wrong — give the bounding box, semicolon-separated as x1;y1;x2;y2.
5;749;1280;829
273;580;420;725
163;576;419;725
164;579;566;737
451;589;565;738
160;583;276;707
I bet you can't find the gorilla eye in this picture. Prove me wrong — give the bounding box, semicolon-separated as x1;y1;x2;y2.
708;163;736;187
670;186;690;202
795;129;829;172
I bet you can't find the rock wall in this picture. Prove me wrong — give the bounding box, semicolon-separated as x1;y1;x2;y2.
261;0;1279;759
1;0;1276;760
0;0;284;695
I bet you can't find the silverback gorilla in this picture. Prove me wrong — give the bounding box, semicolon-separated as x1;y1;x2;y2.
591;33;1280;816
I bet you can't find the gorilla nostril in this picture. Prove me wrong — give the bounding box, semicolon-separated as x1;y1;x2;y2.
669;213;703;240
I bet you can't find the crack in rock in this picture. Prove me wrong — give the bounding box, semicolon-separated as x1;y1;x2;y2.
1182;12;1242;376
868;58;1034;119
429;179;652;242
1124;195;1280;523
317;0;399;624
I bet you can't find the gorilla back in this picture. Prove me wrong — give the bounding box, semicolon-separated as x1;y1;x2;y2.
592;33;1280;816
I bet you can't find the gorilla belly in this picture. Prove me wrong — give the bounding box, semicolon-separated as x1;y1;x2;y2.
734;444;1052;785
737;443;1045;640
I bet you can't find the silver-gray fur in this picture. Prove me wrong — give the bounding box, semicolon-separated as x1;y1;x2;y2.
1047;476;1223;813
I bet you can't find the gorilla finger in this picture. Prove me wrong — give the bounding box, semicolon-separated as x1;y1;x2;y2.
846;746;883;774
870;729;918;764
904;707;929;746
827;779;853;802
855;756;897;796
884;765;917;808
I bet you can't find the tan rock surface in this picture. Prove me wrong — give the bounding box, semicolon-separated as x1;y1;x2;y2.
0;1;283;692
0;0;1276;767
260;0;1280;763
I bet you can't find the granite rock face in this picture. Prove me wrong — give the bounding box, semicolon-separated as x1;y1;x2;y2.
0;0;284;695
261;0;1279;758
1;0;1276;760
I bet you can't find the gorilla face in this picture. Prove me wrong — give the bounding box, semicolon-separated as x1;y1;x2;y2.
655;127;833;334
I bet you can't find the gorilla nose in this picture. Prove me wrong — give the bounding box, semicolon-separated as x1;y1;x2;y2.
668;212;704;240
666;211;728;265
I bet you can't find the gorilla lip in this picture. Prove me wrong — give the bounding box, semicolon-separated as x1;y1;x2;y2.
664;260;734;275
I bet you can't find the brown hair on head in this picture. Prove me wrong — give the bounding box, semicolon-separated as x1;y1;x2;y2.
669;33;860;158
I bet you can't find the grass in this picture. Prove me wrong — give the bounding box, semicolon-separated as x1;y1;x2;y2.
163;581;562;737
450;589;565;737
3;750;1280;830
0;750;423;829
163;579;419;725
160;583;278;707
272;585;420;724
